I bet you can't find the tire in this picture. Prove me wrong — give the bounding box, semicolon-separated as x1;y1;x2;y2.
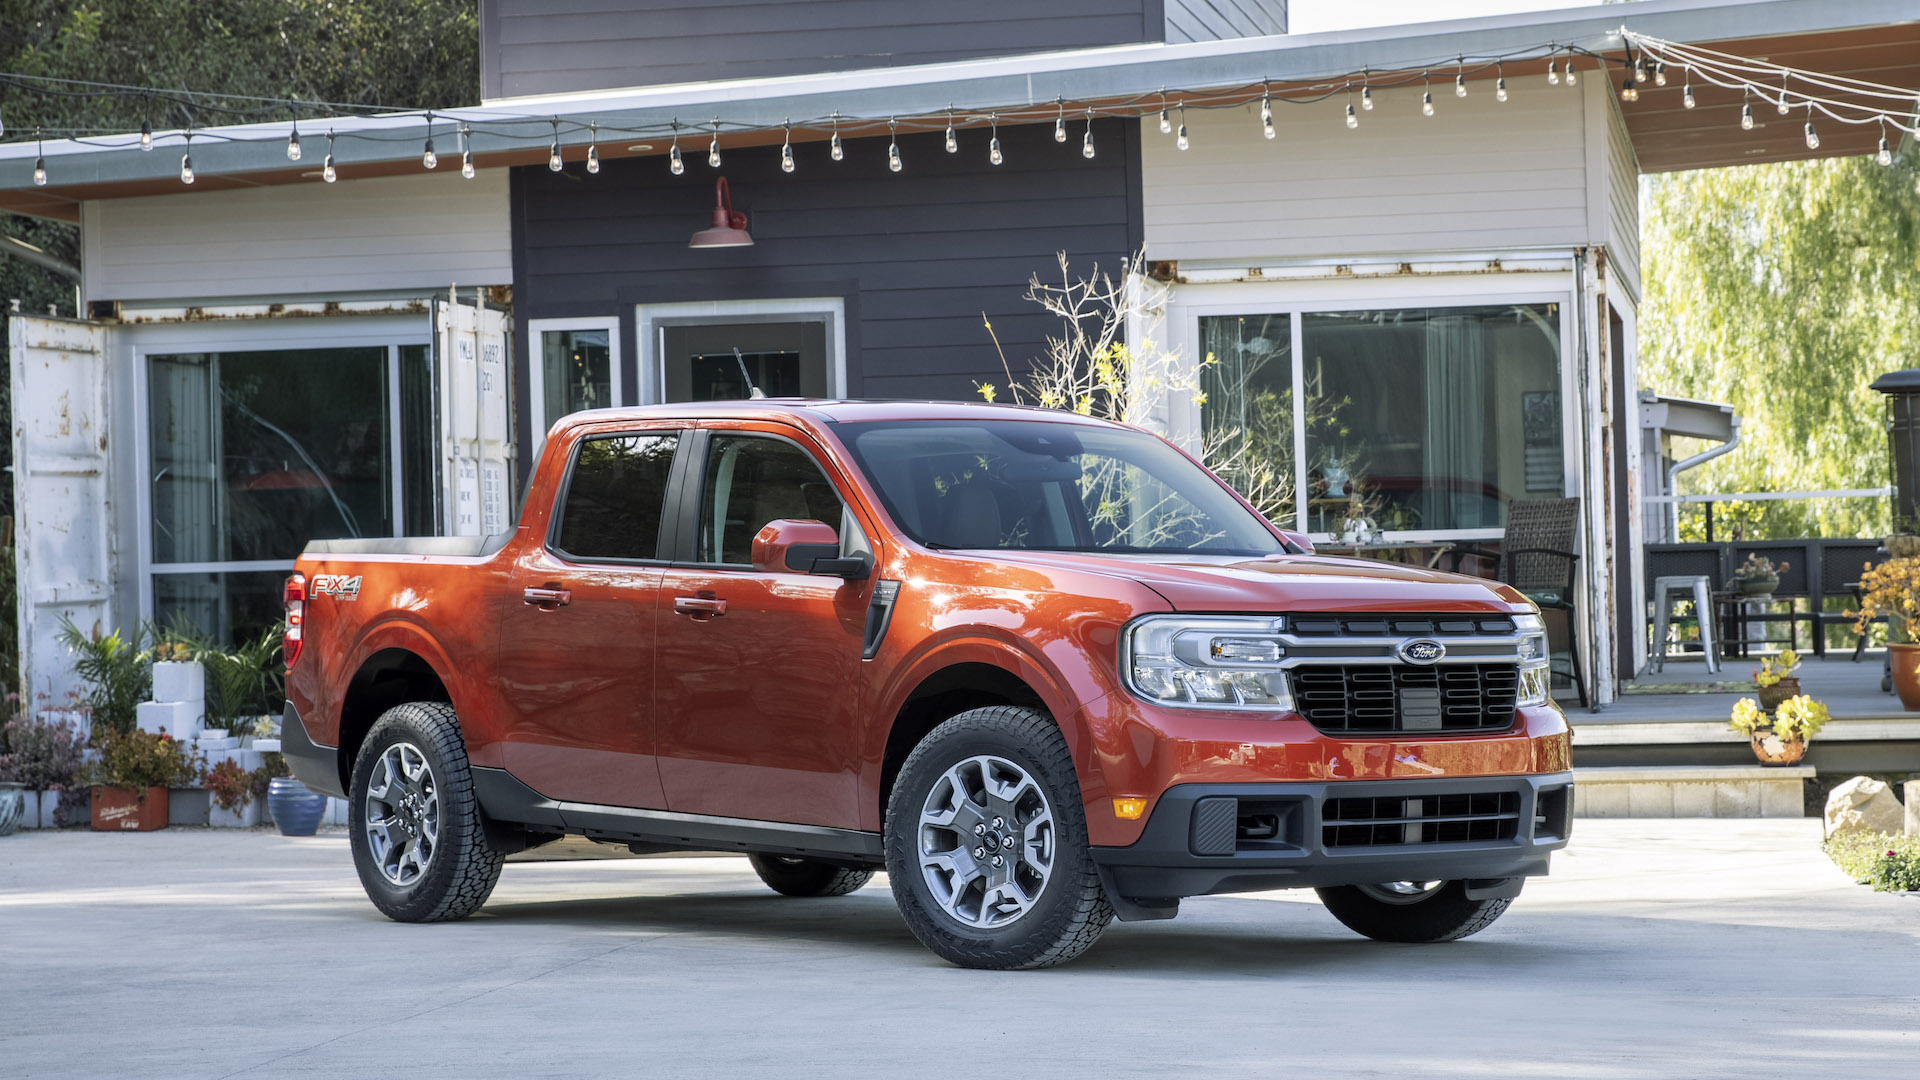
347;702;504;923
884;705;1113;970
747;854;875;897
1314;880;1515;943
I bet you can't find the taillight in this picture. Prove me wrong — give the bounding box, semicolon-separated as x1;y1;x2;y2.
284;572;306;668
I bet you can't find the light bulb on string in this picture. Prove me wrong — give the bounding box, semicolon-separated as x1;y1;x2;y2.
32;129;45;186
1682;75;1695;110
707;120;721;168
460;125;475;179
287;117;302;161
180;128;195;184
1345;84;1359;129
323;131;336;183
1422;73;1434;116
1621;72;1638;103
1547;58;1559;85
548;118;563;171
1054;99;1067;143
1159;90;1172;133
1455;59;1467;98
1176;102;1189;150
830;113;843;161
888;118;902;172
1261;83;1274;139
422;113;437;170
1496;62;1508;102
140;97;153;150
585;123;599;174
1776;77;1791;115
1803;103;1819;150
1880;119;1895;166
781;121;794;173
989;113;1003;165
1654;61;1668;87
945;108;957;154
1740;93;1754;131
1362;84;1373;111
1564;53;1577;86
669;121;684;174
1083;107;1096;158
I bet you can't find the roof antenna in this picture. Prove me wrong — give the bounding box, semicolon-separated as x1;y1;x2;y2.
733;347;766;399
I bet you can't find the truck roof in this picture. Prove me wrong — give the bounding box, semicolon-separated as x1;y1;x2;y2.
552;398;1131;433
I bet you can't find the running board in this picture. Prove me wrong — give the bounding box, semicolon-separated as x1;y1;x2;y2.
470;767;883;863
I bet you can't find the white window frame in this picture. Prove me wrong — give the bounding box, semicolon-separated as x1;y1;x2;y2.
634;297;847;405
1161;271;1579;545
125;315;427;629
526;315;624;456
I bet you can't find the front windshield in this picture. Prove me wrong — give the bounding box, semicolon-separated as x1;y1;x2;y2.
836;418;1282;556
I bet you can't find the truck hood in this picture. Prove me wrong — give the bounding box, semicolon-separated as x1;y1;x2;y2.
975;550;1530;614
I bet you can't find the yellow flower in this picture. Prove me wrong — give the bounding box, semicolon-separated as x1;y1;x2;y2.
978;384;997;403
1728;697;1768;735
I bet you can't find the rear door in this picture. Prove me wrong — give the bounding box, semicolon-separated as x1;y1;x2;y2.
495;423;684;807
654;424;873;827
434;290;514;538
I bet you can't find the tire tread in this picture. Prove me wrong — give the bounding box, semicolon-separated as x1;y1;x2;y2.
351;702;504;923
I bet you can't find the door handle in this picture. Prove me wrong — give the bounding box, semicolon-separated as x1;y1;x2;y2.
523;586;572;608
673;595;728;618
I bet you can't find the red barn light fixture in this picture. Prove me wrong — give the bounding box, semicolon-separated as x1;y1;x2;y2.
689;176;752;248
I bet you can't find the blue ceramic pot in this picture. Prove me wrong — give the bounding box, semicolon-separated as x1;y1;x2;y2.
0;782;24;836
268;777;328;836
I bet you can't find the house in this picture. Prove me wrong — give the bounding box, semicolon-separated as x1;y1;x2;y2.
5;0;1919;711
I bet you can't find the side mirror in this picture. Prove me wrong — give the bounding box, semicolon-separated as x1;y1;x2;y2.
1277;529;1315;554
752;519;871;579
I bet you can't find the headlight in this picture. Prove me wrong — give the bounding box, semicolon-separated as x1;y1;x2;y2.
1123;616;1296;712
1513;611;1552;707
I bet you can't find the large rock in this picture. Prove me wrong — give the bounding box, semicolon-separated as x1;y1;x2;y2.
1824;776;1905;838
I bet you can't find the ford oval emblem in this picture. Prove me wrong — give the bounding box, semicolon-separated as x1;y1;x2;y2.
1398;639;1447;665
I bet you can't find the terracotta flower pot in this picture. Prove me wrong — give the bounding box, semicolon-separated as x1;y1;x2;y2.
1749;727;1807;766
1891;643;1920;712
1756;677;1801;713
90;786;169;831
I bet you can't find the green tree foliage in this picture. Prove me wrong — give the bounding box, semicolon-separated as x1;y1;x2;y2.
1638;149;1920;540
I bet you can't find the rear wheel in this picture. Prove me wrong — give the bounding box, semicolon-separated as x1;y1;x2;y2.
1314;880;1514;943
348;702;503;922
747;854;874;897
884;705;1112;970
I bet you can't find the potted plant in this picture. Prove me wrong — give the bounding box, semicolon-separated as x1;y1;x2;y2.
1752;649;1802;712
0;703;87;828
56;617;153;738
205;757;263;828
1732;552;1785;597
83;728;202;831
1853;557;1920;709
1729;694;1830;766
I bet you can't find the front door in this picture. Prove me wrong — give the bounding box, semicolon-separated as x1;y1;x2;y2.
496;426;682;808
655;426;871;827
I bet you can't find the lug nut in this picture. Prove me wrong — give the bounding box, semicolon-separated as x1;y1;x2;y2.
974;823;986;835
991;855;1004;867
1003;835;1016;847
992;817;1004;829
973;847;985;858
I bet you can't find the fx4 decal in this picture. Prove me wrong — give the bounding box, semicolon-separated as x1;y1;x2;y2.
311;574;363;601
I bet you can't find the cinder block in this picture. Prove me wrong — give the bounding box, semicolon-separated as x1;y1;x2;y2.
151;661;205;705
1578;784;1632;818
1671;783;1717;818
1714;781;1760;818
1628;783;1676;818
137;700;203;740
1759;780;1805;818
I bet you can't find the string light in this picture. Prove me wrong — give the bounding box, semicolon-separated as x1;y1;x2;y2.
140;97;152;151
781;120;794;173
1803;102;1819;150
1880;118;1895;166
945;107;957;153
1654;61;1668;87
1345;83;1359;128
1621;66;1639;103
422;112;437;169
180;127;194;184
888;117;902;172
1740;87;1755;131
1496;62;1508;102
1158;89;1172;133
1776;75;1791;115
1455;58;1467;98
1683;73;1696;109
1362;84;1373;111
1547;58;1560;85
323;130;336;182
585;122;599;173
1054;98;1067;143
460;124;474;178
1260;82;1274;139
548;118;562;171
1565;54;1578;86
1422;72;1435;116
32;129;45;186
830;112;843;161
989;112;1002;165
669;121;684;174
707;119;721;167
1176;102;1189;150
1083;107;1096;158
287;117;302;161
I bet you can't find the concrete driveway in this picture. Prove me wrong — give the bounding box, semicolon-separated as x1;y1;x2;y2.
1;819;1914;1078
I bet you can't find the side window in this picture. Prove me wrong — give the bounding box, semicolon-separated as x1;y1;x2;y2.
700;435;843;565
553;432;679;560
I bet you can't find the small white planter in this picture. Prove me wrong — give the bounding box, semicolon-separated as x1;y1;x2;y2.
137;700;204;741
209;800;263;828
253;739;282;753
152;660;206;704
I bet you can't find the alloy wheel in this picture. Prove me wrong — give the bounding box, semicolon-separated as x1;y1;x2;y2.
364;742;440;887
917;754;1056;929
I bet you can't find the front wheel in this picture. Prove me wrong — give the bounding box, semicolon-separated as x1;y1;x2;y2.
1314;880;1514;943
884;705;1113;970
348;702;504;922
747;854;874;897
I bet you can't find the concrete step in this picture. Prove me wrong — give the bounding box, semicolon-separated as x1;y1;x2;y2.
1573;765;1812;819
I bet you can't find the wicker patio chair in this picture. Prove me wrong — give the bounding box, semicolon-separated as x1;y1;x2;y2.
1461;497;1587;708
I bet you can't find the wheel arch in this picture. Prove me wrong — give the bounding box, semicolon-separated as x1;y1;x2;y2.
334;647;453;794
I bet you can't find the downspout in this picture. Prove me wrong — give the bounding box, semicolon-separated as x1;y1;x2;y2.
1664;417;1742;540
1;233;80;281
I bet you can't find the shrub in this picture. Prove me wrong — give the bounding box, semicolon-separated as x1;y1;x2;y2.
56;617;152;738
205;758;252;812
84;728;202;791
1824;830;1920;892
0;706;86;790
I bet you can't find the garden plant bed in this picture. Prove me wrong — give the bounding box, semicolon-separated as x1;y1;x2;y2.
1823;830;1920;893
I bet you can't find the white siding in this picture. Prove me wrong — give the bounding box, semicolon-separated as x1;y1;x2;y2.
1141;82;1593;262
81;171;511;303
1604;90;1643;303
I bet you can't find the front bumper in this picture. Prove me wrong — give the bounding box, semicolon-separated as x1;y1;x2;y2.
1091;772;1572;908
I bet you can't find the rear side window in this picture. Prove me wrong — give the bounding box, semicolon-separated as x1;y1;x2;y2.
553;433;679;560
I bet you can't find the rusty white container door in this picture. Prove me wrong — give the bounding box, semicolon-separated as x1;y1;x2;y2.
433;290;514;537
9;315;114;707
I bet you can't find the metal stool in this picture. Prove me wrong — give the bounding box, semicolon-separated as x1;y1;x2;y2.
1651;575;1719;673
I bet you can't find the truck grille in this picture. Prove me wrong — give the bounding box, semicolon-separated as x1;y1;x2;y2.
1323;790;1522;848
1288;614;1517;636
1291;664;1518;734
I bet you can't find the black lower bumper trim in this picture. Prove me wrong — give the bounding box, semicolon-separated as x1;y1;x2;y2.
280;701;346;799
1091;773;1572;902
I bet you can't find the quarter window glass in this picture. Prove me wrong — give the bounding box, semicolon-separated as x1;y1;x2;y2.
700;436;842;564
554;433;678;560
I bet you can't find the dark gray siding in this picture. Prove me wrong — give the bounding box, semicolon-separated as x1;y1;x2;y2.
1164;0;1287;43
484;0;1169;99
509;120;1142;470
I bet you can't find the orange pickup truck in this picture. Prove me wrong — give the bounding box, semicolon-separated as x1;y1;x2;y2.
282;399;1571;969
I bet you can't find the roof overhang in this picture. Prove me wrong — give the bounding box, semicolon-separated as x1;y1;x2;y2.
3;0;1917;221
